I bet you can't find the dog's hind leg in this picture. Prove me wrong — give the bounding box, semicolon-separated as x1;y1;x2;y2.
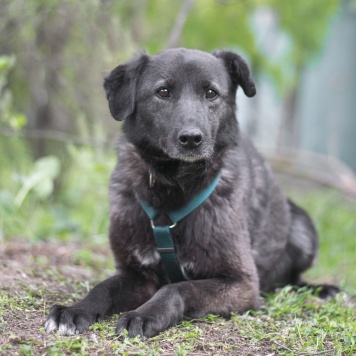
262;200;341;298
287;200;342;297
285;199;319;281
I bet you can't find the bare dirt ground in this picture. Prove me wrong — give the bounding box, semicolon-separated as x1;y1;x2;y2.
0;240;108;355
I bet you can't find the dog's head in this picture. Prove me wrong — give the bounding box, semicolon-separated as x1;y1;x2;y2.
104;48;256;162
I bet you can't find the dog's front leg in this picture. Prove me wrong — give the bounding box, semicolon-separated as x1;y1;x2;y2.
116;277;260;338
45;269;158;335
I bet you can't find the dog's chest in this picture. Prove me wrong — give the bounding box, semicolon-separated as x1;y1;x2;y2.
131;212;231;280
127;173;236;280
131;242;214;280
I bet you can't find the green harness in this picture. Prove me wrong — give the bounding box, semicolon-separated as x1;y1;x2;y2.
138;172;221;283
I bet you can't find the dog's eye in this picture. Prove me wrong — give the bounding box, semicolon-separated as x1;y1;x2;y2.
206;89;218;99
157;88;170;97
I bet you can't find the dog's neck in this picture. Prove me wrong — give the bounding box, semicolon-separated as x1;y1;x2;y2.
136;147;224;211
118;136;232;211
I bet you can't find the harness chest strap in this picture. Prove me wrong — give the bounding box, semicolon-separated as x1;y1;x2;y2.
138;172;221;283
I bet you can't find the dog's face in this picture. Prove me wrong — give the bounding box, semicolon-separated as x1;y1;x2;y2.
104;49;256;162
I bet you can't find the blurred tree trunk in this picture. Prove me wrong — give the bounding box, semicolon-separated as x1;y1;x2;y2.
29;4;74;157
165;0;193;49
277;65;303;150
278;89;298;149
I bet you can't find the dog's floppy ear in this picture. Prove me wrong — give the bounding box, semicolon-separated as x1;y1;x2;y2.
212;50;256;97
103;52;149;120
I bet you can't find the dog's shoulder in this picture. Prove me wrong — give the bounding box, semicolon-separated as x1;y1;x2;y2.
111;136;147;184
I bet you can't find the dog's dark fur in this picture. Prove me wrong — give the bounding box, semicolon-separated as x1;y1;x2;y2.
45;48;338;338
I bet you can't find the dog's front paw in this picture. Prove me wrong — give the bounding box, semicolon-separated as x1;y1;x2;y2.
45;304;98;335
116;311;162;338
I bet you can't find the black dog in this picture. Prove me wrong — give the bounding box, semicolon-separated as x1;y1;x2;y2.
45;48;337;338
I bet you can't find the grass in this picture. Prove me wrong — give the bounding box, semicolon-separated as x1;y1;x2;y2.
0;278;355;355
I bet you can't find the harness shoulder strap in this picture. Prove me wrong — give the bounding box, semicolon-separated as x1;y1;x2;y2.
167;172;221;223
139;200;158;221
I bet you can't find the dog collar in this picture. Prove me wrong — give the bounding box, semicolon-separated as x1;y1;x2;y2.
138;172;221;283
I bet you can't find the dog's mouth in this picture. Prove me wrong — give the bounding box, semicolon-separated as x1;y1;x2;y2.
163;141;214;163
137;140;211;164
165;139;213;163
172;151;210;163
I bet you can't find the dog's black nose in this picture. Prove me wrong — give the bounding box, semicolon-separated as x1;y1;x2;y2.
178;129;203;149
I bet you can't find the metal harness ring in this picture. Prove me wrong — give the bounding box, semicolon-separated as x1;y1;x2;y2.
150;220;177;229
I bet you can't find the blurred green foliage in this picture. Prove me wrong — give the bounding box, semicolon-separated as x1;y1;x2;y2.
0;56;26;129
0;54;113;241
0;139;114;242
